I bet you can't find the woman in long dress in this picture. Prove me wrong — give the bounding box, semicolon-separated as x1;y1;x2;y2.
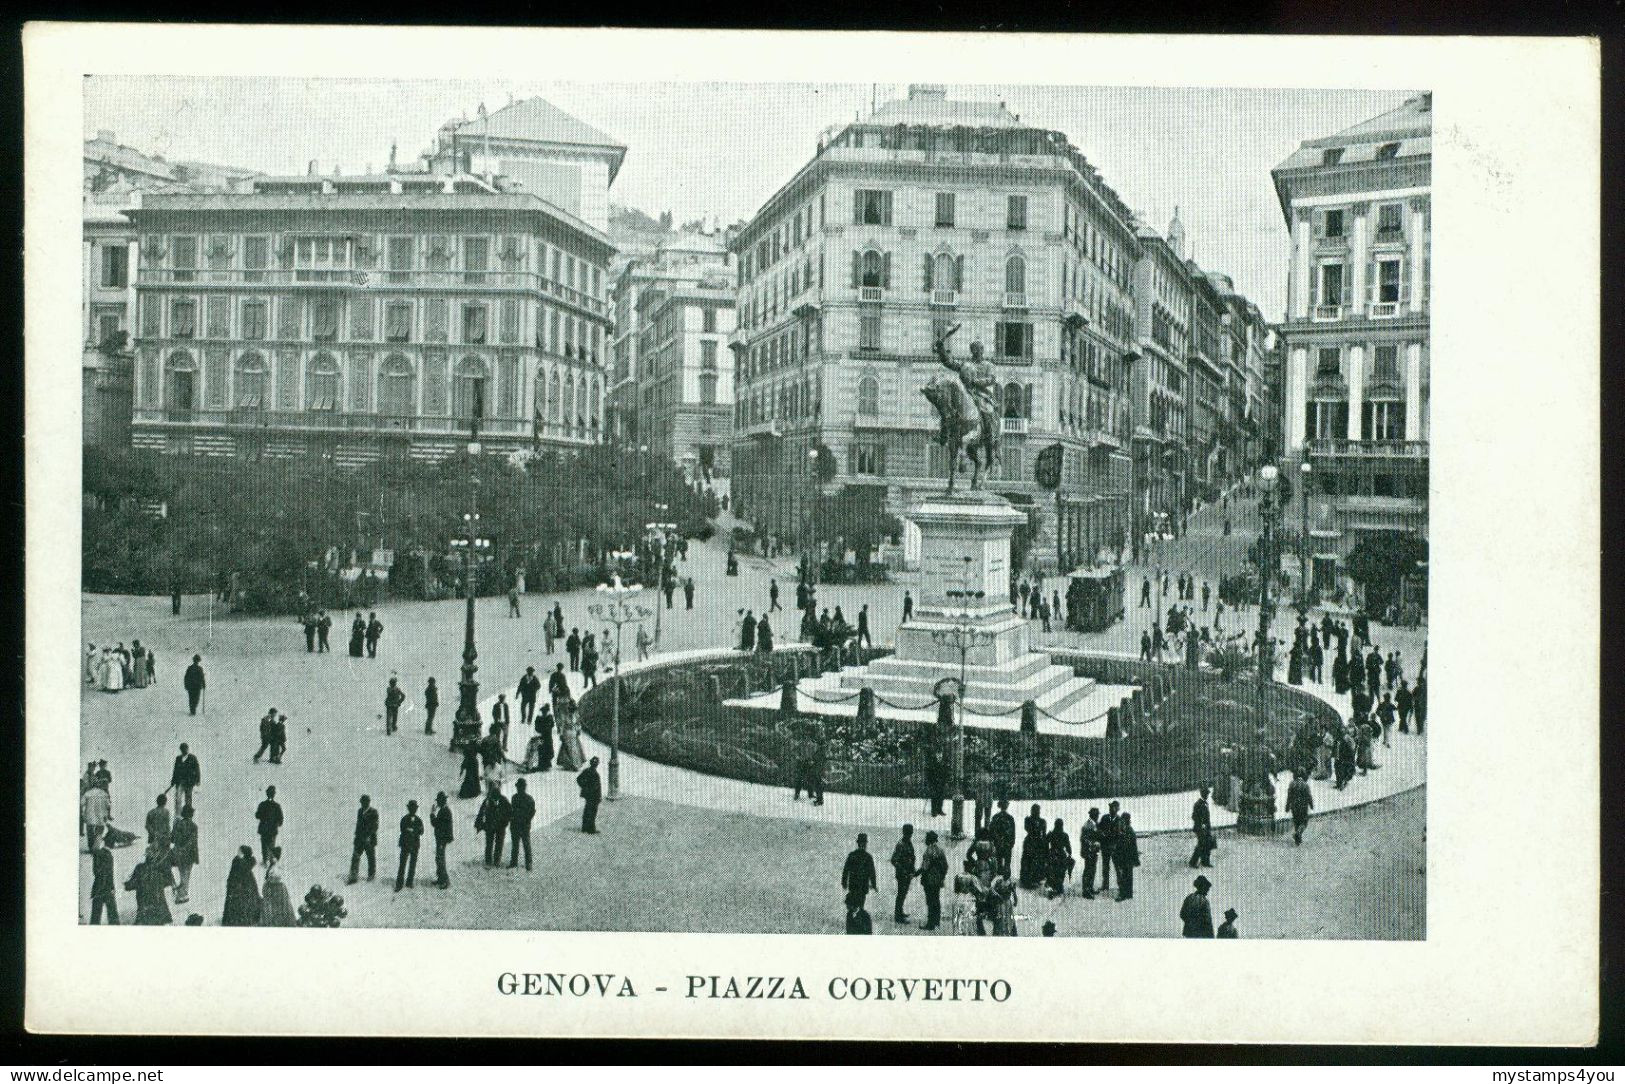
524;705;555;772
126;843;175;925
1018;805;1048;890
457;745;484;799
99;648;124;693
129;641;147;688
348;614;366;658
1044;819;1073;898
257;847;297;927
116;644;133;687
145;650;156;686
555;697;586;771
989;875;1019;936
222;847;261;926
84;643;97;685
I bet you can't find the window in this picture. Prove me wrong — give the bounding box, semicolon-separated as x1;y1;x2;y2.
703;307;717;333
305;353;340;411
1322;209;1345;239
857;375;879;416
462;304;488;344
1005;254;1026;295
699;339;718;372
1376;142;1400;161
379;354;415;417
1007;195;1028;231
859;308;882;352
453;356;488;420
97;313;122;347
935;192;955;228
372;301;407;343
311;296;340;341
100;245;128;288
293;236;347;280
1362;399;1406;441
699;371;718;406
171;299;197;339
853;189;893;226
1322;148;1344;166
995;320;1032;359
207;237;231;274
850;442;885;476
1316;347;1341;375
463;237;489;284
1305;400;1348;440
170;236;198;283
1375;257;1403;305
387;237;415;283
241;236;268;283
1377;202;1403;235
234;353;267;409
858;250;890;289
1373;344;1401;382
1316;263;1346;310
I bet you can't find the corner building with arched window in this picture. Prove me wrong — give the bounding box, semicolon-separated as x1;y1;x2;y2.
727;85;1140;571
125;173;614;463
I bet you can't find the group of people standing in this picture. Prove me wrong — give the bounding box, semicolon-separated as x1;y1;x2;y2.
85;640;155;694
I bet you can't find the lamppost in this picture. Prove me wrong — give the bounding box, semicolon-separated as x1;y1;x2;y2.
929;555;992;842
588;569;652;800
1298;461;1313;602
645;509;676;643
1255;463;1280;689
802;447;821;583
449;421;490;753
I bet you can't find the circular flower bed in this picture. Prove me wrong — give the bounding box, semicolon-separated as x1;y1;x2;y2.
577;647;1339;800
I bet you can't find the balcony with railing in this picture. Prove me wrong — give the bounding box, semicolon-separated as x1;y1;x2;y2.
1312;304;1345;321
1001;416;1029;434
1306;439;1428;459
858;286;886;303
930;289;958;307
131;407;532;436
138;268;609;315
1003;292;1028;310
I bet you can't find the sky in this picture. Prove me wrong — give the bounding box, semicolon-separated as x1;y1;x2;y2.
84;77;1415;321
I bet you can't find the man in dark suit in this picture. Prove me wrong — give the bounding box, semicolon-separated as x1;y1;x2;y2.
989;799;1017;877
918;830;948;930
507;778;536;871
1114;812;1141;900
517;667;541;727
924;746;946;817
316;611;331;652
1078;808;1101;898
169;743;201;808
347;794;379;884
365;612;384;658
566;628;582;672
841;832;877;915
577;757;603;833
548;662;570;707
1097;800;1120;895
384;678;405;735
302;613;317;652
431;791;454;888
1181;875;1215;937
475;784;510;867
89;836;119;924
395;799;423;892
1189;786;1216;868
889;824;917;924
491;694;513;752
856;604;872;648
423;677;439;735
183;655;206;715
255;785;283;864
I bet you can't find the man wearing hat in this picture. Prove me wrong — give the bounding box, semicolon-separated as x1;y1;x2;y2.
1189;786;1216;868
1218;908;1240;938
395;799;424;892
430;792;454;889
1180;874;1215;937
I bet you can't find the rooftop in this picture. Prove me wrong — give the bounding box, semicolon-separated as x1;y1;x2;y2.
1273;93;1433;173
444;97;628;181
84;132;179;183
860;84;1021;128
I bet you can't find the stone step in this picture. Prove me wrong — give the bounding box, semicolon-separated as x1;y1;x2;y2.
852;651;1056;685
836;661;1094;707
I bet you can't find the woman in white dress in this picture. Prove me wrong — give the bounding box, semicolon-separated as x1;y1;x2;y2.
257;846;297;926
99;648;124;693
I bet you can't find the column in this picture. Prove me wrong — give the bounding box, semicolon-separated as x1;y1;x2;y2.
83;241;94;342
1286;345;1308;453
1290;213;1311;320
1408;204;1428;314
1404;342;1423;440
1346;344;1365;441
1348;205;1368;316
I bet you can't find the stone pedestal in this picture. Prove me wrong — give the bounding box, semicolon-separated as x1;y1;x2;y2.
838;492;1095;717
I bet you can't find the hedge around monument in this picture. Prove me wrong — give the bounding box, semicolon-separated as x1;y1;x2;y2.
576;648;1340;801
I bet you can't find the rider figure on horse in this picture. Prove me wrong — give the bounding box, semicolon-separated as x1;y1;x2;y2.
931;325;1000;487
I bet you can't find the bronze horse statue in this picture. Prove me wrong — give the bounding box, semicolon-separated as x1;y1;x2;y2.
923;326;998;493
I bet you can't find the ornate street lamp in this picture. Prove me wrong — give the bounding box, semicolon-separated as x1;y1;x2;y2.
928;555;992;842
588;569;653;800
449;414;489;754
1298;460;1313;603
1255;463;1280;689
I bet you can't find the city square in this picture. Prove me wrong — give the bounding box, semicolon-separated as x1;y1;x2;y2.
77;79;1430;939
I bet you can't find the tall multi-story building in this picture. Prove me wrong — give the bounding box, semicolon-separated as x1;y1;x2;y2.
636;275;737;479
609;232;732;448
1186;266;1227;495
728;85;1137;572
1130;215;1191;536
124;171;614;462
425;98;626;234
1272;92;1431;588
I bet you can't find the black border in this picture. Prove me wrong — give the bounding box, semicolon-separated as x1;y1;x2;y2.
3;7;1619;1064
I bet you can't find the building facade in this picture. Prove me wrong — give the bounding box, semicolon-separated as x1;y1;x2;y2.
1129;220;1191;538
125;173;614;463
728;85;1137;573
1272;92;1431;587
636;281;737;479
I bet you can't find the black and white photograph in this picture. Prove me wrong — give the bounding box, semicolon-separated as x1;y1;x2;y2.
24;25;1599;1045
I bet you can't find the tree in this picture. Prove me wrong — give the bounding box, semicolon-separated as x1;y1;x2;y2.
1343;531;1427;614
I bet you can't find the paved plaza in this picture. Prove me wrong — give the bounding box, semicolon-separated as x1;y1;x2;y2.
78;487;1426;936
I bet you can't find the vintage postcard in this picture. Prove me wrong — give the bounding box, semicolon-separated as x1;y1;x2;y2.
23;24;1599;1043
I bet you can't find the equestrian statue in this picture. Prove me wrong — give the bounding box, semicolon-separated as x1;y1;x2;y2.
923;325;1000;493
